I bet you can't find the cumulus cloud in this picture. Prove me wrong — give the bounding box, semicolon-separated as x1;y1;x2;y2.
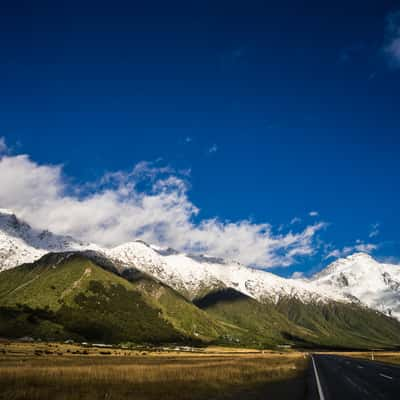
383;10;400;68
309;211;319;217
326;242;377;259
0;153;325;268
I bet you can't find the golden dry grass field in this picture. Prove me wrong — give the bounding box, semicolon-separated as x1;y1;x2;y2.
0;341;309;400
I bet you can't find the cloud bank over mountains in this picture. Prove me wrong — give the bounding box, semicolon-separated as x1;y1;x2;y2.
0;143;326;268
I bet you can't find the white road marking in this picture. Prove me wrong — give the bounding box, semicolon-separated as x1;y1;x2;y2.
379;373;393;380
357;365;364;369
312;356;326;400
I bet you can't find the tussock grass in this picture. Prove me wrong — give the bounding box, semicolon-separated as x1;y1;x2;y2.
0;342;308;400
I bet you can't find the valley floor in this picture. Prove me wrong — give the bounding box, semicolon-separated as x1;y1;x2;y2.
0;341;308;400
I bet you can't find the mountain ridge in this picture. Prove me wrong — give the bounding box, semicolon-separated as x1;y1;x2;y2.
1;209;399;322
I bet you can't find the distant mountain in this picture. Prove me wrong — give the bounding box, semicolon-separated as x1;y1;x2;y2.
310;253;400;320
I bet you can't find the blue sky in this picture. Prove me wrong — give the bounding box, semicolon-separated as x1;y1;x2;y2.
0;0;399;277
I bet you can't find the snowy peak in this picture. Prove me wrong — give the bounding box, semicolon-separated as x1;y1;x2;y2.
312;253;377;279
311;253;400;319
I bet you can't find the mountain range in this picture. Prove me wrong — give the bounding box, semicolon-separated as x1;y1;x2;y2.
1;209;400;349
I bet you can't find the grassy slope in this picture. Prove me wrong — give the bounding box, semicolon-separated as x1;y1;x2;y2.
129;276;233;341
195;289;400;349
194;288;312;347
276;297;400;349
0;254;223;343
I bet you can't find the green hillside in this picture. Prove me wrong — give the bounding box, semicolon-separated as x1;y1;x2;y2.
121;269;231;341
276;297;400;349
195;289;400;349
194;288;314;347
0;253;225;343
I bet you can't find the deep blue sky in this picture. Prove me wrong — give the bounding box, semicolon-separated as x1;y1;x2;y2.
0;0;399;276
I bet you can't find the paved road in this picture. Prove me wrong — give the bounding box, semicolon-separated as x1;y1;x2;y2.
310;354;400;400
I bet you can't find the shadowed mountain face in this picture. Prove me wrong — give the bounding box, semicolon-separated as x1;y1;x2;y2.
193;288;249;308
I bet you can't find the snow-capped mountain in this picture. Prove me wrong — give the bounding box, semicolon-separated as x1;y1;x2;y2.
0;209;342;303
310;253;400;320
0;209;100;271
1;209;400;320
105;240;341;303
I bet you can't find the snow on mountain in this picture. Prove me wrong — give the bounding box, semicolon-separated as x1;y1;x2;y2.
105;240;343;303
310;253;400;319
0;209;100;271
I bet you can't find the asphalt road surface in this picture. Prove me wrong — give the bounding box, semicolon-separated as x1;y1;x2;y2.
310;354;400;400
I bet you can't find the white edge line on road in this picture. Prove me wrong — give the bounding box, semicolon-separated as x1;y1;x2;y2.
312;355;326;400
379;373;393;380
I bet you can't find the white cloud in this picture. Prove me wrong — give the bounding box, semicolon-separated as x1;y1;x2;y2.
384;11;400;67
326;242;377;259
0;137;8;154
369;223;380;238
208;144;218;153
309;211;319;217
290;217;302;225
0;152;325;268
